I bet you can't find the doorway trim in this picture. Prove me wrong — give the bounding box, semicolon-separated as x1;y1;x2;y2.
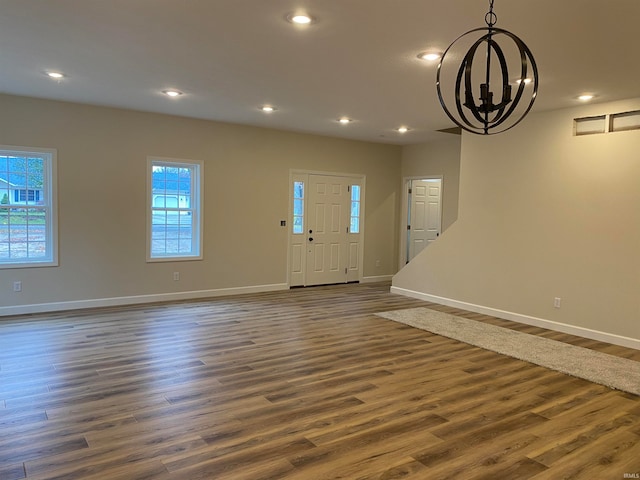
398;175;443;270
288;169;366;287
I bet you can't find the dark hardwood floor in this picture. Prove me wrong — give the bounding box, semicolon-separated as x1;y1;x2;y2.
1;282;639;479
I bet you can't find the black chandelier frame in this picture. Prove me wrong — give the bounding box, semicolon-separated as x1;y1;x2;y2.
436;1;539;135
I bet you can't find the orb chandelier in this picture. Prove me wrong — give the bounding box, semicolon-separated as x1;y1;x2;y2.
436;0;539;135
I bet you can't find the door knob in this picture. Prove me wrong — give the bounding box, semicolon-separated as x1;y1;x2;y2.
309;229;313;234
309;237;314;242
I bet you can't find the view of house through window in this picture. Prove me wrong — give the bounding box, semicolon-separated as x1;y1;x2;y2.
350;184;361;234
292;181;304;234
0;146;57;268
148;159;202;260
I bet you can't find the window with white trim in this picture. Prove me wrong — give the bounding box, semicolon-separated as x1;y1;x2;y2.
148;158;203;261
0;146;57;268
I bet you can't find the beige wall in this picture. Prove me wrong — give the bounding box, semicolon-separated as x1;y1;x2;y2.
394;98;640;345
401;135;461;232
0;94;402;310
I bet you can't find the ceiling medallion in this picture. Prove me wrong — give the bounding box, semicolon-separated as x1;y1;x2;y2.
436;0;538;135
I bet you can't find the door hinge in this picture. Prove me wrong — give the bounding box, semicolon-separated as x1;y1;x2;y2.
407;225;411;230
346;226;349;233
408;188;412;194
345;267;347;274
347;185;350;192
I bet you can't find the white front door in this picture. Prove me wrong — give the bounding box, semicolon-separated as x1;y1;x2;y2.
289;172;363;287
306;175;350;285
408;178;442;262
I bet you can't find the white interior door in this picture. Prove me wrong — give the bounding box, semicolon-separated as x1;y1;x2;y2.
408;178;442;262
305;175;350;285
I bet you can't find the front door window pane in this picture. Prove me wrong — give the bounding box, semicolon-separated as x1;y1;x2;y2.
350;185;361;233
293;181;304;234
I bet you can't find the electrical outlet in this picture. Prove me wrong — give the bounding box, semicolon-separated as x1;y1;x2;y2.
13;281;22;292
173;272;180;281
554;297;561;309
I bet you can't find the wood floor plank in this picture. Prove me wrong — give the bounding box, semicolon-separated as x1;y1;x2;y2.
0;435;89;466
406;430;545;480
0;282;639;479
285;415;444;477
25;436;205;480
355;458;429;480
525;393;639;462
164;436;315;478
0;463;26;480
527;430;640;479
527;411;640;467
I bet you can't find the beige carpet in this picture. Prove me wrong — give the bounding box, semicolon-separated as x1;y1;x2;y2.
376;307;640;396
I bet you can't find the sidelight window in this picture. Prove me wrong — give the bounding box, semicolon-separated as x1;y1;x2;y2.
293;181;304;234
350;185;361;234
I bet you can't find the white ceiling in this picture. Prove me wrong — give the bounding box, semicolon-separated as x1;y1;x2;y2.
1;0;639;145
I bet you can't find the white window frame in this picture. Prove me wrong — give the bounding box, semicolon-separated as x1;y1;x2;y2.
147;157;203;262
0;146;58;269
292;180;305;235
349;184;361;234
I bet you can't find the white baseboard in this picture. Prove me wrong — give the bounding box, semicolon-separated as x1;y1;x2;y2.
390;286;640;351
0;283;289;317
361;275;393;284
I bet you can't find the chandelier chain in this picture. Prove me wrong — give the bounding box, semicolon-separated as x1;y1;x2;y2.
485;0;498;27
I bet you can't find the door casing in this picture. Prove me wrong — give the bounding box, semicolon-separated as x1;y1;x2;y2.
289;170;365;287
399;175;443;269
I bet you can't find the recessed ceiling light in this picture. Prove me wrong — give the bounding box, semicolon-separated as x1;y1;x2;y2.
397;126;409;133
46;71;65;79
417;52;441;62
578;94;594;101
261;105;276;112
338;117;352;124
162;89;183;97
287;13;314;24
